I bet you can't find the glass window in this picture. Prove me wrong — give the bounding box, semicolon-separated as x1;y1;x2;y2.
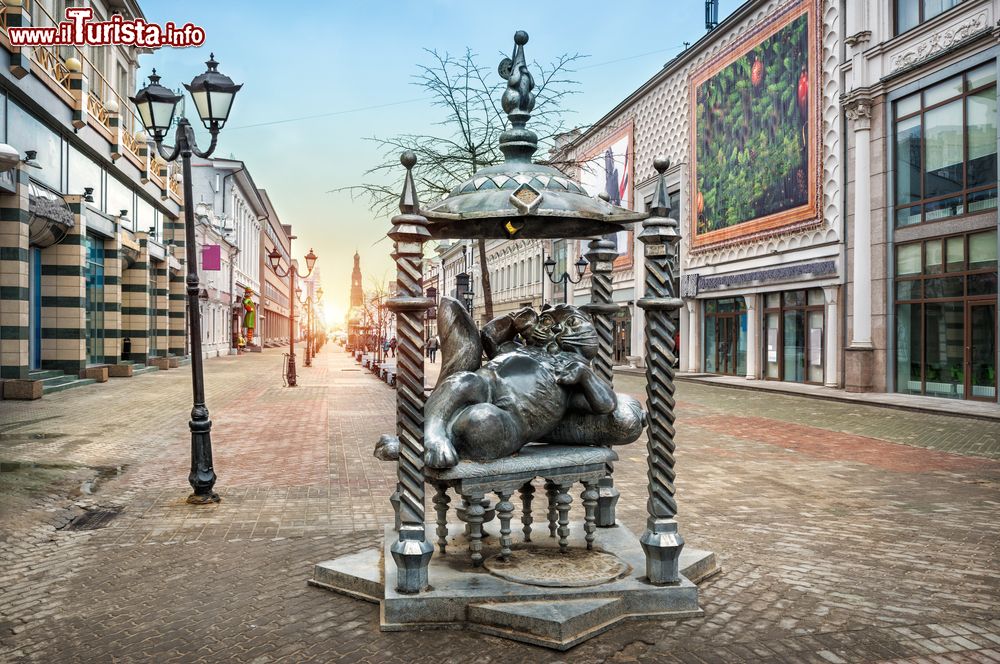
896;0;965;35
765;293;780;308
895;115;922;206
946;236;965;271
106;176;133;227
893;62;997;226
966;89;997;188
8;101;62;191
923;101;963;198
896;303;923;394
765;313;780;379
926;239;943;274
969;230;998;269
68;147;103;210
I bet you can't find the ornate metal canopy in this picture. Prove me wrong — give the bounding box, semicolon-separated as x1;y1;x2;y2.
421;31;646;240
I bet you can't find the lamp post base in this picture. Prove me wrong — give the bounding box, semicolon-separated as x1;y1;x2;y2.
286;353;298;387
186;491;221;505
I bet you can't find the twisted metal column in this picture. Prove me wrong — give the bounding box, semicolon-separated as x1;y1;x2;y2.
637;157;685;584
387;152;434;593
581;237;620;527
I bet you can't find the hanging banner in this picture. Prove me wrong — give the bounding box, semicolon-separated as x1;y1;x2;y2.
202;244;221;271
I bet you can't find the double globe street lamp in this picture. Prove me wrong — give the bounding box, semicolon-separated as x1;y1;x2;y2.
296;284;323;367
130;54;242;505
544;253;589;303
268;247;317;387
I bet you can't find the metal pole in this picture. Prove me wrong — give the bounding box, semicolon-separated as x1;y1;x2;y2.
581;237;620;526
637;157;684;584
178;120;218;504
287;269;297;386
304;298;312;367
388;151;433;593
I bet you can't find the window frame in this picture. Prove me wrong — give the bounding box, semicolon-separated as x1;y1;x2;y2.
762;289;826;385
892;65;997;228
894;0;965;37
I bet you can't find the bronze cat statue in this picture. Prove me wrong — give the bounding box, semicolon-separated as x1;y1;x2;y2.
382;297;645;469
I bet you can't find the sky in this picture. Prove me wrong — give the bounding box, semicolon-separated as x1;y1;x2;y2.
139;0;740;323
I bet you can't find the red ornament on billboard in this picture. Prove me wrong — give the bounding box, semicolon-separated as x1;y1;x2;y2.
797;69;808;111
750;58;763;87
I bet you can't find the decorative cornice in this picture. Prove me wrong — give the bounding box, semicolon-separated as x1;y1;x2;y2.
889;10;991;72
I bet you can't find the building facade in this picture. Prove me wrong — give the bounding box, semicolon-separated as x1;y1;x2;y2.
258;189;292;349
190;157;264;349
0;0;190;397
560;0;845;387
477;239;547;321
193;202;236;358
843;0;998;402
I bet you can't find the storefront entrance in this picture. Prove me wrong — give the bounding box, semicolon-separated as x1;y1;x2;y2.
894;229;997;401
763;289;825;384
612;308;631;365
704;297;746;376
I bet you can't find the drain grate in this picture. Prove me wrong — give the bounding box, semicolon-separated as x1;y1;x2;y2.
63;507;122;531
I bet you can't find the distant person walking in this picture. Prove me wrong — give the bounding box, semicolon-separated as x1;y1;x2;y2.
426;336;439;363
389;337;397;358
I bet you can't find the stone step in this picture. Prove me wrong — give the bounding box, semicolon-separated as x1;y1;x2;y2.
27;370;63;380
468;597;625;650
42;378;96;395
39;374;76;387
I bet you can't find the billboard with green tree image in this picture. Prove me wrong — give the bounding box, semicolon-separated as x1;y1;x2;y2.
691;3;817;248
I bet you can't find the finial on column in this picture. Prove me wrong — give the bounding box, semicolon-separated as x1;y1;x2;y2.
399;151;419;214
497;31;538;163
649;157;672;218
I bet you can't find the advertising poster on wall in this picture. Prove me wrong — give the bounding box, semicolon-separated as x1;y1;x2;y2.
578;123;634;267
689;0;819;249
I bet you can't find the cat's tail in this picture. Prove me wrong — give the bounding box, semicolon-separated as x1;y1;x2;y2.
438;296;483;383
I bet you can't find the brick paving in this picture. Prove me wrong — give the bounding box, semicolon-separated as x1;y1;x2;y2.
0;347;998;663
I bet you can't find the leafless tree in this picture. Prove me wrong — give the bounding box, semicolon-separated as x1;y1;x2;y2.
336;47;586;319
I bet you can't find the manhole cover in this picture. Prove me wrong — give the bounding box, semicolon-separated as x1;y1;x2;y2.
484;547;630;588
63;507;122;531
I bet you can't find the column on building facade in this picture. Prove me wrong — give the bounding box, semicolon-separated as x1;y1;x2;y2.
846;99;874;391
0;167;30;383
823;285;840;388
41;196;87;376
744;294;758;380
122;237;151;364
168;252;187;358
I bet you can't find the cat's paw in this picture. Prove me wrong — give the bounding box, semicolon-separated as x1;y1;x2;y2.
556;359;589;385
374;434;400;461
425;439;459;469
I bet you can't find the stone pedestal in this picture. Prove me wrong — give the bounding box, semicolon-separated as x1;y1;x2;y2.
148;357;170;370
311;522;718;651
108;364;134;378
79;367;109;383
2;379;42;400
844;347;874;393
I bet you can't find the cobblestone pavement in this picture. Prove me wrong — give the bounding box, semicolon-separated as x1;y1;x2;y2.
1;348;998;663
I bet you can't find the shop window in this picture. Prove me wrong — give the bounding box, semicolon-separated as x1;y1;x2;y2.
68;147;104;210
763;289;825;385
84;234;105;365
893;63;997;227
895;0;964;35
894;229;998;400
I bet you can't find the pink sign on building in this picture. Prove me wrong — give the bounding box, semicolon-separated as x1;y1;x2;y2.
202;244;221;271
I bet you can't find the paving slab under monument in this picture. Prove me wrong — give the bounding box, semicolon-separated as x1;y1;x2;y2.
311;521;719;650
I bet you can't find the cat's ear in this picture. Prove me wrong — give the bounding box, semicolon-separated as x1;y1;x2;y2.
540;303;552;311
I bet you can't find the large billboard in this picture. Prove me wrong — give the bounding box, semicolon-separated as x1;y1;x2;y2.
578;122;634;268
689;0;819;249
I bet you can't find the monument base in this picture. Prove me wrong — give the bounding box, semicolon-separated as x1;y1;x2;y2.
311;522;719;650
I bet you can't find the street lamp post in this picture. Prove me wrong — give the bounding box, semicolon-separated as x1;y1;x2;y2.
130;54;242;505
296;285;312;368
268;247;318;387
543;253;588;303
